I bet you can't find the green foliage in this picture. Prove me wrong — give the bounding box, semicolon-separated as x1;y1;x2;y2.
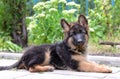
27;0;80;44
0;38;22;52
0;0;27;52
0;0;120;52
0;0;27;31
89;0;120;42
111;0;120;32
0;34;22;52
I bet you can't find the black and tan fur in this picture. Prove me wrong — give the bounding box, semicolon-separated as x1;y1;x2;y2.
0;15;112;73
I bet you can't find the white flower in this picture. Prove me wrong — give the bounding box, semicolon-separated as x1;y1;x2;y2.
62;10;68;15
75;4;80;8
62;9;77;15
50;0;58;3
66;1;80;8
28;21;36;30
44;5;51;9
68;9;77;14
36;2;45;7
45;1;51;5
33;2;45;9
33;2;45;11
66;1;76;6
58;0;67;4
26;16;33;20
90;28;94;32
49;8;57;12
36;13;45;18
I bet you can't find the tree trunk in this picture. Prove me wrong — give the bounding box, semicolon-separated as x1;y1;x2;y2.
11;18;28;47
10;0;28;47
1;0;28;48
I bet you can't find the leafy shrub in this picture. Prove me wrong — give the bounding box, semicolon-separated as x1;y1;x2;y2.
0;0;26;52
0;38;22;52
27;0;80;45
111;0;120;33
89;0;120;42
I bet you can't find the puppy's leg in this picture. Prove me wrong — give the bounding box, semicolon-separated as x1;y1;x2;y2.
78;60;112;73
29;65;54;72
72;55;112;73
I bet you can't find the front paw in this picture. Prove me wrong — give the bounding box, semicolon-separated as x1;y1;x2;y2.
46;66;55;72
99;65;112;73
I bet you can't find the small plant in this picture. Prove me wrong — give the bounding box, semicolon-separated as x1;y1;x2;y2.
27;0;80;45
89;0;120;42
0;0;27;52
0;38;22;52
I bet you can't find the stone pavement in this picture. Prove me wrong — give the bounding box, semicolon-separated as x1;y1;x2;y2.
0;52;120;79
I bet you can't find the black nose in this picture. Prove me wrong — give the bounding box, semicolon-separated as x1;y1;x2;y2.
77;39;82;43
77;39;84;45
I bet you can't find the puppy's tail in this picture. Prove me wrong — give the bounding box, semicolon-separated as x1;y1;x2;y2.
0;59;22;70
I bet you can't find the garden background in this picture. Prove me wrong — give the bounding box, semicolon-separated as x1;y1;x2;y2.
0;0;120;55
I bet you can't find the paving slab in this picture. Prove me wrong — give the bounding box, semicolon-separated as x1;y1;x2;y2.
88;55;120;67
0;52;120;79
0;70;99;79
0;70;31;79
104;72;120;79
0;59;120;79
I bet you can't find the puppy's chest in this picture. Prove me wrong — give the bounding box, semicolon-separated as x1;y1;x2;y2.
69;49;83;55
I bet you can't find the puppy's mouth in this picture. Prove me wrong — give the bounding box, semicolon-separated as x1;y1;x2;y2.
78;42;85;46
73;41;85;47
67;37;85;50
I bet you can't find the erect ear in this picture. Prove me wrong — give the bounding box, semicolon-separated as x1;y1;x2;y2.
78;14;88;27
61;19;70;32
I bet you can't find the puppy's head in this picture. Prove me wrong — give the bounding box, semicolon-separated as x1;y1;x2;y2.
61;15;89;50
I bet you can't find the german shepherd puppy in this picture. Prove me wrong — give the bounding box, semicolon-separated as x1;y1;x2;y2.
0;15;112;73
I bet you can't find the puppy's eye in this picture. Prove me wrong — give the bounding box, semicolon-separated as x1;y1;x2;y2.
82;30;86;34
69;32;73;36
79;30;82;33
70;32;75;36
79;30;86;34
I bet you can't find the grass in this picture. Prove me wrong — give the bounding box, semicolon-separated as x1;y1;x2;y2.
88;35;120;56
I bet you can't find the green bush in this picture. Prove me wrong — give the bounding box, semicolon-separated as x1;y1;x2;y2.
0;0;26;52
89;0;120;42
27;0;80;45
0;38;22;52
